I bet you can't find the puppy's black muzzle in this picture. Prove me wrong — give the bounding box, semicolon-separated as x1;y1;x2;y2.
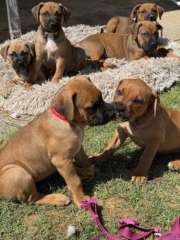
44;16;60;33
12;55;30;76
88;102;110;126
142;36;158;52
88;102;126;126
110;102;130;120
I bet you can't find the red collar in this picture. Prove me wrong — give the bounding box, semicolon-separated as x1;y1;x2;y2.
50;107;69;123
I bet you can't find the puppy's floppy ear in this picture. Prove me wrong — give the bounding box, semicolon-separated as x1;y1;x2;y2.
25;42;35;57
0;44;10;60
59;4;71;25
130;4;141;22
131;22;142;40
52;89;76;121
31;2;44;22
156;5;164;20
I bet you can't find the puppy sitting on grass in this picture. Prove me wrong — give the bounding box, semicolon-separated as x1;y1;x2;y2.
92;79;180;182
0;75;118;207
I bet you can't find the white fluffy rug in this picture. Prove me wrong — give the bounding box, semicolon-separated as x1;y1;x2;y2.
0;24;180;137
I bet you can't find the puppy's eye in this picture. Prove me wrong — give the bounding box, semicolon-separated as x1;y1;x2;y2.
152;9;157;13
133;97;143;104
116;89;123;96
9;51;17;58
140;10;146;14
142;32;150;36
21;51;29;56
55;11;62;17
41;11;49;16
85;101;99;112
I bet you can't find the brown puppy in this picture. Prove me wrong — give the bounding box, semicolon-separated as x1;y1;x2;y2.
93;79;180;182
105;3;164;34
0;40;45;87
31;1;86;83
78;21;164;61
0;75;114;207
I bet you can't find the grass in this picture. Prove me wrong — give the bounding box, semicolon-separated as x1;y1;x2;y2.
0;84;180;240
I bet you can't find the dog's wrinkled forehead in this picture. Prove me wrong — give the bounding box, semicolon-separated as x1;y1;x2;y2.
139;3;157;12
68;76;102;105
8;41;30;54
40;2;63;14
116;79;152;100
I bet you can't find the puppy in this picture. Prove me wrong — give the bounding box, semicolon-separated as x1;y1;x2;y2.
93;79;180;182
31;1;86;84
0;75;116;207
105;3;164;34
78;21;165;61
0;40;45;87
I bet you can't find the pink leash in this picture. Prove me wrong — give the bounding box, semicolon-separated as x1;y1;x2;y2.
81;198;180;240
80;198;159;240
159;216;180;240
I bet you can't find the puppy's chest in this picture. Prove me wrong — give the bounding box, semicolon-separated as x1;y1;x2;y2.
45;34;59;59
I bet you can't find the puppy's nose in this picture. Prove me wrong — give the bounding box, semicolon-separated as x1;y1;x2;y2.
113;102;126;112
50;21;58;27
150;15;156;21
16;56;25;64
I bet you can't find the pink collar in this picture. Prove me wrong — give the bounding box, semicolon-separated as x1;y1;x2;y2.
50;106;69;123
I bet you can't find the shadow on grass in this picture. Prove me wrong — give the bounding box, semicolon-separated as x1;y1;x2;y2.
36;146;180;198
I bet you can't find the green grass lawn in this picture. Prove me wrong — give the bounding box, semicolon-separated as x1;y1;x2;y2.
0;84;180;240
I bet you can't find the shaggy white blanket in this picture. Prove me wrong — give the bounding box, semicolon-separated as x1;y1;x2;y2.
0;25;180;137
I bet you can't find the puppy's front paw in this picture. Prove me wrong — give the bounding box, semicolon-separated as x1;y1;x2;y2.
168;160;180;171
101;62;116;71
131;175;147;183
52;77;61;84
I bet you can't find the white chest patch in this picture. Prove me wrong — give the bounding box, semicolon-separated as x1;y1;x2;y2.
46;33;58;59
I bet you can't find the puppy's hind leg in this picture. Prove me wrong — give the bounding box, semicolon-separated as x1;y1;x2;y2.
0;165;39;202
0;165;70;206
168;160;180;171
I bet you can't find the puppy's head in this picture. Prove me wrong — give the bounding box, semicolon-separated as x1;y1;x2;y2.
132;21;162;52
51;75;111;126
32;1;70;33
130;3;164;22
113;79;159;121
0;40;35;77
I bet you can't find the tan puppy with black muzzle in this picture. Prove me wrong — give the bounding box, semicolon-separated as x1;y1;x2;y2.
0;40;45;87
92;79;180;182
105;3;164;34
78;21;166;61
31;1;86;84
0;75;115;207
